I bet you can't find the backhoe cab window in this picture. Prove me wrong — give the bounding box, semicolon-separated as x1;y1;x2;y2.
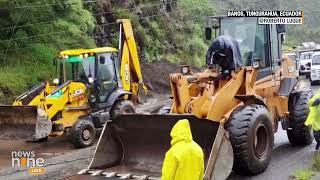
97;53;116;82
58;55;95;83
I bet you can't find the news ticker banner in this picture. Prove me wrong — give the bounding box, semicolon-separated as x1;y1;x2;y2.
227;10;303;24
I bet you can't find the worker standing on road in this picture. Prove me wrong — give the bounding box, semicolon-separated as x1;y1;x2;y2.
161;119;204;180
305;90;320;150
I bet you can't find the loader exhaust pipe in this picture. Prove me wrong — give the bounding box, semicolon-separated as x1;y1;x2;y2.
0;106;52;141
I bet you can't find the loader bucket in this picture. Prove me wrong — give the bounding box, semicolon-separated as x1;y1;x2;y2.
89;114;233;179
0;106;52;141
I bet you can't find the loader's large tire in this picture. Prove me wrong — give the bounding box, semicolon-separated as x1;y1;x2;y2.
110;100;135;119
287;91;313;146
226;104;274;175
70;118;96;148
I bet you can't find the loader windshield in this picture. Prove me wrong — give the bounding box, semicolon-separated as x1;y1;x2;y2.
221;17;265;66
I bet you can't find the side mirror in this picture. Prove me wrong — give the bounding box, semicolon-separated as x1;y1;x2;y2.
53;58;57;65
53;78;59;85
276;24;286;33
99;56;105;64
88;77;94;84
280;34;285;44
205;27;212;40
110;53;115;61
253;58;262;69
180;65;191;75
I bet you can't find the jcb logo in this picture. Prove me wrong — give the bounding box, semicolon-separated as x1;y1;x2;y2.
125;64;129;82
11;151;45;174
74;89;84;96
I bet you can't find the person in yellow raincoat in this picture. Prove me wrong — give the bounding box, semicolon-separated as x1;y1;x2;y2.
305;90;320;150
161;119;204;180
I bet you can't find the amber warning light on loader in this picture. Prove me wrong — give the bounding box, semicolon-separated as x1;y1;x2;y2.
11;150;46;174
227;10;304;24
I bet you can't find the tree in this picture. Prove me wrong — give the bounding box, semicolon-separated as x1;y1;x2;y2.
0;0;96;64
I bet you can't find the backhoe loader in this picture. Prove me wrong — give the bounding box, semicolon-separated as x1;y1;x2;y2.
74;16;313;179
0;19;147;148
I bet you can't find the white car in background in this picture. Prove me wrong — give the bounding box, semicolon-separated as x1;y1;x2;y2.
299;51;313;77
310;52;320;85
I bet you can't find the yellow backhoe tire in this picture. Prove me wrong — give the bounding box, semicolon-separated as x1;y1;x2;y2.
110;99;135;119
227;104;274;175
70;118;96;148
287;91;313;146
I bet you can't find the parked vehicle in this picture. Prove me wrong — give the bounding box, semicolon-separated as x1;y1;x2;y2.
310;52;320;85
299;51;314;77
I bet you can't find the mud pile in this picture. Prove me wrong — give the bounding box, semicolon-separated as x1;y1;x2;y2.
141;60;200;94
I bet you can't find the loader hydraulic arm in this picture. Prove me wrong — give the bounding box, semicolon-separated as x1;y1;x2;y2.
118;19;147;101
170;68;245;122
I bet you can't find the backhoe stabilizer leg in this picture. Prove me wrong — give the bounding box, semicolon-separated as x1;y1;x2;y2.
32;107;52;141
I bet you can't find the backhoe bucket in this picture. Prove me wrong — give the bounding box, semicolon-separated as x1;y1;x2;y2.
0;106;52;141
88;114;233;179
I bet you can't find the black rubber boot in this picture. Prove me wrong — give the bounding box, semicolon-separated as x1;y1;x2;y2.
314;130;320;150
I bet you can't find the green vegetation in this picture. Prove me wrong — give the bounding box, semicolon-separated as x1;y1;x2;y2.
0;0;95;102
292;153;320;180
312;153;320;171
294;169;314;180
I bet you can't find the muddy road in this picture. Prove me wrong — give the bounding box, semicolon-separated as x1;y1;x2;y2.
0;77;319;180
0;94;171;180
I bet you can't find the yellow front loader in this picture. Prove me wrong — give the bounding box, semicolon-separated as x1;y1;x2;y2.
74;17;313;179
0;19;147;148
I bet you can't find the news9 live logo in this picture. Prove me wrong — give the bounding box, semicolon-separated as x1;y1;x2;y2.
11;150;46;175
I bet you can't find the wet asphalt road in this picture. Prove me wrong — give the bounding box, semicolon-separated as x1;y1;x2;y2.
229;76;320;180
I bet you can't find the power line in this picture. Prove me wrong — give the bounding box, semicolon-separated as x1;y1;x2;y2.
0;9;185;43
92;0;178;16
0;34;119;53
0;31;71;43
0;7;202;52
0;0;98;11
0;0;178;31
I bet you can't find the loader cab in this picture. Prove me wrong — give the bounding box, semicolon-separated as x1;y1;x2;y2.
56;48;120;106
206;16;284;80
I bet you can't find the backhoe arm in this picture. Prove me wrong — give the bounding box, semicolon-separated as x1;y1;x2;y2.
118;19;147;102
